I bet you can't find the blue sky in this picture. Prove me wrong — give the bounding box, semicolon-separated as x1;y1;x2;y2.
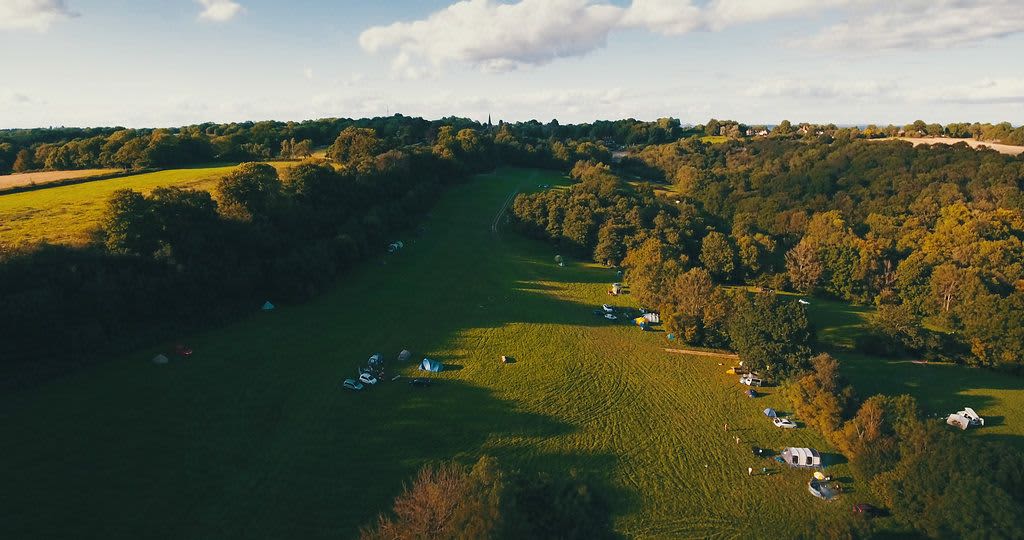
1;0;1023;128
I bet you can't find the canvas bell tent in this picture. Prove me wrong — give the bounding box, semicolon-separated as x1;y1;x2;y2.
419;358;443;372
763;408;777;418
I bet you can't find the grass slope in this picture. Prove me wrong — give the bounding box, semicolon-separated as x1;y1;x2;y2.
0;168;121;190
4;167;1017;539
0;162;294;246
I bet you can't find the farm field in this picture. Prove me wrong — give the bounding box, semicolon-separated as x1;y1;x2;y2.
0;168;122;190
3;167;870;539
879;136;1024;156
0;162;296;246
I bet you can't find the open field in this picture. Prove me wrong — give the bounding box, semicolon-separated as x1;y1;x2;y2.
3;168;1020;538
2;168;870;539
879;136;1024;156
700;135;729;144
0;162;296;246
0;168;122;190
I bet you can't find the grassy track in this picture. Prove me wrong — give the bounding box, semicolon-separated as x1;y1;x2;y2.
3;167;1019;538
0;162;295;246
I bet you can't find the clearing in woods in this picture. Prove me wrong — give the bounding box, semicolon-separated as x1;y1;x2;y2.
0;162;296;246
0;168;122;190
6;167;1020;538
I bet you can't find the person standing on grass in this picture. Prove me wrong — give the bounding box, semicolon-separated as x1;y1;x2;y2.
735;436;740;445
748;467;753;476
724;422;728;432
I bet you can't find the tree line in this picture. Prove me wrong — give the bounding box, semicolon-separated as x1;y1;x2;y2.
0;123;492;384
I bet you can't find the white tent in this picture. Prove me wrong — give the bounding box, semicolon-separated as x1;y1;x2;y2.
781;447;821;468
947;407;984;430
152;354;169;364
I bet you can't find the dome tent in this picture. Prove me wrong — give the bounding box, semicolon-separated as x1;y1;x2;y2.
261;301;275;311
398;350;412;362
152;354;169;364
419;358;443;372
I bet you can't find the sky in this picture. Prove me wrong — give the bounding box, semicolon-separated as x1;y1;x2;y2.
1;0;1023;128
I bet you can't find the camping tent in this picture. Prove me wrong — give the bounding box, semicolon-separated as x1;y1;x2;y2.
152;354;169;364
643;312;660;324
745;389;757;398
419;358;443;372
634;316;647;326
808;478;838;500
763;408;777;418
781;447;821;468
398;350;412;362
262;301;275;311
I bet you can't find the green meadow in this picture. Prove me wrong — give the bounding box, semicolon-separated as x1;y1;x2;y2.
2;168;1020;538
0;162;295;246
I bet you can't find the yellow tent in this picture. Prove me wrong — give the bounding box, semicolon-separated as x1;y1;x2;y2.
634;317;647;325
813;471;827;481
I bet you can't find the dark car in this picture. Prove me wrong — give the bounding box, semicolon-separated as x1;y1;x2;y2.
853;503;882;517
409;377;432;387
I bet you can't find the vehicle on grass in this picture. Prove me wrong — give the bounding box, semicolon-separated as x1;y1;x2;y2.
773;417;797;429
409;377;432;387
602;304;614;313
740;374;763;387
853;503;882;517
359;372;378;385
174;344;193;357
604;313;617;320
343;379;364;391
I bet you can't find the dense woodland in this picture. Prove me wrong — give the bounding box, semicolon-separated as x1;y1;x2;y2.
514;138;1024;371
511;136;1024;537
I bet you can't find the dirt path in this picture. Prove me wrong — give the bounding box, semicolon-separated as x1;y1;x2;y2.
664;348;740;359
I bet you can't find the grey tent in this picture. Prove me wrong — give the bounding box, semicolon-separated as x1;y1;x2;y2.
398;350;412;362
763;408;778;418
262;301;275;311
152;354;169;364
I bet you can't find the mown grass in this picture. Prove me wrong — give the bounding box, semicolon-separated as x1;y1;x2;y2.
0;162;296;246
2;167;1020;539
699;135;729;144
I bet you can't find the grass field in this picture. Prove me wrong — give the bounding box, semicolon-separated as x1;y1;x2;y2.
0;162;296;246
3;167;869;539
0;168;122;190
700;135;729;144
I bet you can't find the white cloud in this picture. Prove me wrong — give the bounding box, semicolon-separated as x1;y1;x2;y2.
196;0;243;22
359;0;624;74
303;67;314;80
361;0;1024;74
0;0;77;31
932;78;1024;105
743;79;901;101
804;0;1024;50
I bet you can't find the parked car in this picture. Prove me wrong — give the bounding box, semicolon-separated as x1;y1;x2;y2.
853;503;881;517
358;372;378;385
602;304;614;313
773;417;797;429
604;313;617;320
409;377;432;387
343;378;364;391
740;374;763;387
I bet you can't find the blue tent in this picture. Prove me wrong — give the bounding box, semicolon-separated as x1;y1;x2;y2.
666;333;676;341
763;408;777;418
261;301;275;311
746;389;757;398
419;358;443;372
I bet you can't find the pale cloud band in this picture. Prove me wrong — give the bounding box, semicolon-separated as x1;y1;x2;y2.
0;0;77;31
196;0;244;22
360;0;1024;74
